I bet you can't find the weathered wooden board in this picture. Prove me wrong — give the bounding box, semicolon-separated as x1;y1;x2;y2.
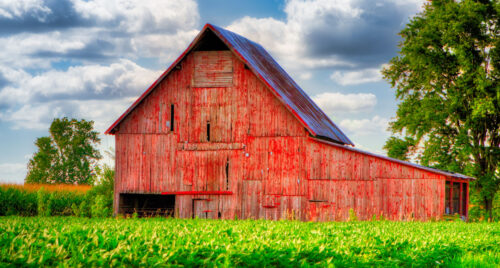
112;48;466;221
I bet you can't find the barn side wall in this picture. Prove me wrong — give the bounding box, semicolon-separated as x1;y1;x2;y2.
113;50;448;221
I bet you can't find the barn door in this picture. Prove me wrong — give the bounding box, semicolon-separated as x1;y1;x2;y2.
192;199;207;219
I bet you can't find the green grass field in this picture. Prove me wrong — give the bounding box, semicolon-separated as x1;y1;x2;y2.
0;217;499;267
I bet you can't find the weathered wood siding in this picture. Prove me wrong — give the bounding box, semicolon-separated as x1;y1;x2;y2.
114;50;450;221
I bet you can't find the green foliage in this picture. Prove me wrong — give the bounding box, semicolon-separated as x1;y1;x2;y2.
383;136;417;161
91;195;111;218
25;117;101;185
0;217;498;267
0;187;37;216
382;0;500;219
86;165;114;218
0;181;112;217
37;189;51;217
348;208;358;222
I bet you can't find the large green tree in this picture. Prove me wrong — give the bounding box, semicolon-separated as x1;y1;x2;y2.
383;0;499;219
26;118;101;185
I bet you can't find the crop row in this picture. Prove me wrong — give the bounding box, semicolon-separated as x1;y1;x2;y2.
0;217;499;267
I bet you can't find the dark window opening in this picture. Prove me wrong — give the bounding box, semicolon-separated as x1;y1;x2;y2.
193;29;230;51
445;181;467;217
218;212;221;219
207;122;211;142
462;183;468;215
170;104;174;131
225;158;230;190
119;194;175;217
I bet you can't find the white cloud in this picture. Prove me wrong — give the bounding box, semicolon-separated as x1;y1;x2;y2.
0;60;160;130
227;0;424;72
0;0;51;20
72;0;199;33
339;115;389;136
312;92;376;114
227;15;352;70
330;66;384;85
0;0;200;69
0;163;26;184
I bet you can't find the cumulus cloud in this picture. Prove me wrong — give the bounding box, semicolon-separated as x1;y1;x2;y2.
0;60;160;130
339;116;390;136
0;163;26;184
0;0;200;69
330;66;384;85
227;0;424;71
0;0;199;133
0;0;51;20
312;92;376;114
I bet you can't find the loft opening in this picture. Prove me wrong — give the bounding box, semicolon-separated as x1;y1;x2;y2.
118;193;175;217
193;29;229;51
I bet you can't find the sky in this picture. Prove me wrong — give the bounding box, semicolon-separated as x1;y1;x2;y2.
0;0;425;184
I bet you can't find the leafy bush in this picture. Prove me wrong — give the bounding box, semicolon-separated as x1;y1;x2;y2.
0;187;37;216
91;195;111;218
36;189;51;216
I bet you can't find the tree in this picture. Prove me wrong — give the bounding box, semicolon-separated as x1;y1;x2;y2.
383;136;416;161
26;118;101;185
382;0;499;220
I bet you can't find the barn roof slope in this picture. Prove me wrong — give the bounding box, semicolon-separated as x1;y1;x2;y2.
105;23;353;145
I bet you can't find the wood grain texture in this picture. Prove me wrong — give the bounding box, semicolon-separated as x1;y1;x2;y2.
112;50;468;221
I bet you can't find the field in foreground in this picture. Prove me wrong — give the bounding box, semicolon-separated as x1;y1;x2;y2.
0;217;499;267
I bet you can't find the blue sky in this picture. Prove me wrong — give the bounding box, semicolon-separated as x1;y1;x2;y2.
0;0;424;184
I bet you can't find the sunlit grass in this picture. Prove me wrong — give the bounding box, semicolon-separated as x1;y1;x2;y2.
0;217;498;267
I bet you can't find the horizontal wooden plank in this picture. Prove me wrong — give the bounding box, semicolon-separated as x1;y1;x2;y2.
193;51;233;87
162;191;233;195
177;142;245;151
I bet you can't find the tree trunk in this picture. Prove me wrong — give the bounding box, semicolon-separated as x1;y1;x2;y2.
484;196;493;222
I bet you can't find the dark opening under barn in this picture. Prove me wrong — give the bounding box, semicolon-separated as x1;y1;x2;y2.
119;194;175;217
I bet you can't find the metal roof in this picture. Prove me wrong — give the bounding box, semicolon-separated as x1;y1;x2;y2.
106;24;353;145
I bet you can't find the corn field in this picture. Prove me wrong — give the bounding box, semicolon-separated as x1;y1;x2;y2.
0;217;499;267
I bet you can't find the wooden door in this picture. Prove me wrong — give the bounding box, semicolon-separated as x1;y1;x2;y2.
192;199;207;219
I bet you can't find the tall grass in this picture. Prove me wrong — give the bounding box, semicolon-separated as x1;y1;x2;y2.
0;166;114;217
0;183;91;193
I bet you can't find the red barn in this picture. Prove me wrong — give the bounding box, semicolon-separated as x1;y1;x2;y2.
106;24;473;221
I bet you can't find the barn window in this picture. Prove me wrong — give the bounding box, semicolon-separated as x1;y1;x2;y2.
445;181;468;217
170;104;175;131
207;121;211;141
192;51;233;87
225;158;230;190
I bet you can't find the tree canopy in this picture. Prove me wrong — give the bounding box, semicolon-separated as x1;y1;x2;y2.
26;118;101;185
382;0;499;219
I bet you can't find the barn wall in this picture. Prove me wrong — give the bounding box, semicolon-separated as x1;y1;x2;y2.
114;50;307;217
113;49;449;221
304;139;446;221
